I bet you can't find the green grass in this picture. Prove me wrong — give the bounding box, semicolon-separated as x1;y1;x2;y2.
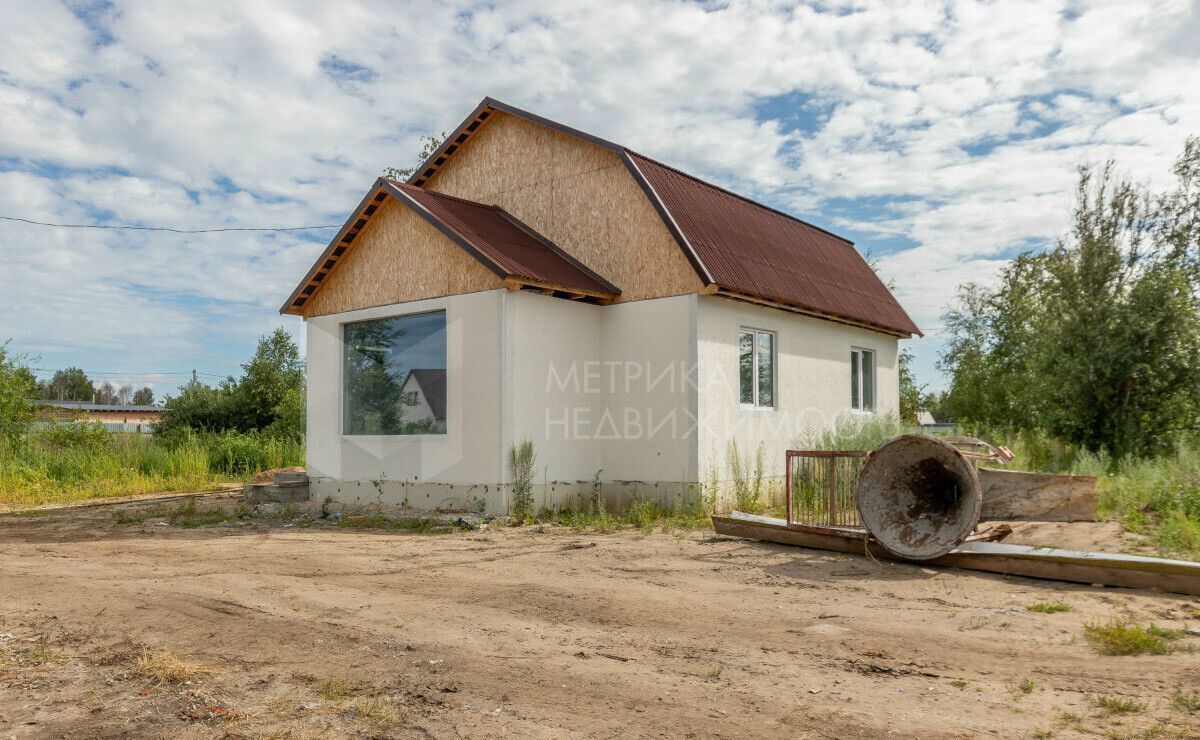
1083;620;1189;656
969;428;1200;562
1172;688;1200;713
338;514;448;533
1026;601;1072;614
795;411;907;452
1095;694;1147;714
539;495;712;533
0;425;303;507
1008;677;1036;699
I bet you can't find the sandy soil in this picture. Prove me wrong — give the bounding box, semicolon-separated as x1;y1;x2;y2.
1;493;1198;739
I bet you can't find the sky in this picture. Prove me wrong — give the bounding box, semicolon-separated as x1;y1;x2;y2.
2;0;1198;401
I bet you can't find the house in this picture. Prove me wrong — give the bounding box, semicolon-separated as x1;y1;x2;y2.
35;400;162;433
399;369;447;433
283;97;920;513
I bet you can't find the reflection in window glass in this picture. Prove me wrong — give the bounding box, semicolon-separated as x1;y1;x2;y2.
757;332;773;407
850;348;875;412
851;351;860;409
739;328;775;409
738;331;754;405
343;311;447;435
861;349;875;411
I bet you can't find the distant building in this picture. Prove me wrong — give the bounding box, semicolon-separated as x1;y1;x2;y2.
35;401;163;433
399;369;447;433
916;409;956;434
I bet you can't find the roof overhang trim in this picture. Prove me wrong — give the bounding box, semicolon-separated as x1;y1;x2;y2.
711;288;920;339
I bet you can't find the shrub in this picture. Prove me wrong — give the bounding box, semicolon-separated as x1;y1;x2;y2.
509;440;536;521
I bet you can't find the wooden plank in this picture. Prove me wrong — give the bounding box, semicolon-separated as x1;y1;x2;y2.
979;467;1098;522
711;513;1200;596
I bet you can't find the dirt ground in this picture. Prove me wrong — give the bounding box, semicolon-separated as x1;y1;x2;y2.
2;493;1198;739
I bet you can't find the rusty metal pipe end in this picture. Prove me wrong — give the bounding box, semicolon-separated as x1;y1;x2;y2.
855;435;982;560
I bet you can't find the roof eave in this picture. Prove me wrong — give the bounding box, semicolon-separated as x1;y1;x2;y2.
709;287;921;338
280;178;387;315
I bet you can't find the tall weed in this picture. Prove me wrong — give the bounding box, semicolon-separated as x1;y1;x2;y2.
0;426;303;507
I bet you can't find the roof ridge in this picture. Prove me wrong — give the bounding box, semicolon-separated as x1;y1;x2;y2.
623;150;855;247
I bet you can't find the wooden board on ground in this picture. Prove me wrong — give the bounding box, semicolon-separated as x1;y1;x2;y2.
712;512;1200;596
980;467;1098;522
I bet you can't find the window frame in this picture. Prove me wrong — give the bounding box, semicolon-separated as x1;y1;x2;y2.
738;327;776;410
850;347;876;413
339;308;448;438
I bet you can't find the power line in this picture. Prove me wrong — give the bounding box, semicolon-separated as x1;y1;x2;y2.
0;215;340;233
30;368;227;378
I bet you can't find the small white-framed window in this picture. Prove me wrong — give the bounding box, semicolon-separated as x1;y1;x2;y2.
738;328;775;409
850;347;875;412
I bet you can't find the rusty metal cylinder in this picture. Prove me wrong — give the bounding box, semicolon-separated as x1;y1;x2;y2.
855;435;982;560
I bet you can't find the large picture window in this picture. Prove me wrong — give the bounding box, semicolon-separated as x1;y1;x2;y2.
343;311;447;435
850;347;875;412
738;329;774;408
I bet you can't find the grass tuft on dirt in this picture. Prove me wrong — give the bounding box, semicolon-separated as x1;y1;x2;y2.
1095;694;1147;714
1026;601;1072;614
1082;620;1188;656
1174;688;1200;713
134;648;216;685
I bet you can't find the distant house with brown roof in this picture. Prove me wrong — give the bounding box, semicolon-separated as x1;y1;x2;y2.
284;97;920;513
36;401;162;434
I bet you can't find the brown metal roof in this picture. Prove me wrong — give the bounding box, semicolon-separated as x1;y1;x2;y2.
390;182;619;297
403;98;919;337
625;152;922;337
279;179;620;313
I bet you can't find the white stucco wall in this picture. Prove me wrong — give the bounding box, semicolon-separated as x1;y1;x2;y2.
695;295;899;491
504;291;696;505
598;294;697;483
304;289;899;512
306;289;506;509
506;290;603;484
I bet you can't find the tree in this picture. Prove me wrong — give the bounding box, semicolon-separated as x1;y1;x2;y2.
157;328;305;437
897;348;923;426
116;385;133;404
156;380;238;436
43;367;93;401
940;139;1200;460
94;381;119;405
235;328;306;430
132;386;154;406
0;342;37;442
343;320;406;434
382;132;448;181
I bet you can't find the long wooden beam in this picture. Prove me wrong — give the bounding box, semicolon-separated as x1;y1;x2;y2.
712;513;1200;596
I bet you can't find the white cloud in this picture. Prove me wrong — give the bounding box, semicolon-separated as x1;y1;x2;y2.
0;0;1198;392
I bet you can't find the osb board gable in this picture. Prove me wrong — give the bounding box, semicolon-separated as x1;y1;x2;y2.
301;198;504;318
424;111;704;302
